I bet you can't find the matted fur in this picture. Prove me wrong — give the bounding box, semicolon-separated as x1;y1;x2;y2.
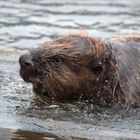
19;33;140;106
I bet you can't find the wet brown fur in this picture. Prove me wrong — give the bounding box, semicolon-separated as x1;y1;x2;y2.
19;33;140;106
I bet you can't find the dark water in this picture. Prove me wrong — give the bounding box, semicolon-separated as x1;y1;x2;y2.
0;0;140;139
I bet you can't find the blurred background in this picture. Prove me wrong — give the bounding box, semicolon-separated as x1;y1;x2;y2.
0;0;140;140
1;0;140;50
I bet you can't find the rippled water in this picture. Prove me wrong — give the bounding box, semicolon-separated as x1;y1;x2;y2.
0;0;140;139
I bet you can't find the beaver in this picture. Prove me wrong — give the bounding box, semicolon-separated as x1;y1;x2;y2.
19;33;140;106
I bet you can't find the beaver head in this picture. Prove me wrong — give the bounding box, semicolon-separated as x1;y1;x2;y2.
19;34;117;103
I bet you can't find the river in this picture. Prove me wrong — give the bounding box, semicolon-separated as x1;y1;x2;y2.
0;0;140;139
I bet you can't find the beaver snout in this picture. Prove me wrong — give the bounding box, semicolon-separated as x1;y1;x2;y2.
19;54;35;83
19;54;33;70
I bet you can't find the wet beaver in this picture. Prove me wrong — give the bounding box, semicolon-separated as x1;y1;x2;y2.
19;33;140;106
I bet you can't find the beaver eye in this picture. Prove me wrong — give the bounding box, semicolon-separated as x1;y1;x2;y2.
92;66;103;75
55;57;64;63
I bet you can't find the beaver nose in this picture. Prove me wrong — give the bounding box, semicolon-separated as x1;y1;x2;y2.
19;54;33;69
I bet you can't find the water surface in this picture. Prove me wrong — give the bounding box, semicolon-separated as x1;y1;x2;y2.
0;0;140;139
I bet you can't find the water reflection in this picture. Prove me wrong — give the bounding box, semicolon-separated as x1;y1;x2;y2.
0;128;65;140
